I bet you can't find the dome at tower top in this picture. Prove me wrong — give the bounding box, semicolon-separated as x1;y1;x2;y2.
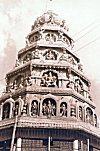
31;10;69;31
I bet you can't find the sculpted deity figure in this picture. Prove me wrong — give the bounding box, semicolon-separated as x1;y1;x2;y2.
31;101;38;116
42;103;47;115
41;72;57;87
45;50;55;60
60;50;68;61
60;103;67;116
47;100;56;117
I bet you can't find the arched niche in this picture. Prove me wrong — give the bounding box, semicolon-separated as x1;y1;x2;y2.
79;106;83;120
31;100;39;116
2;102;10;120
42;98;56;118
86;107;93;124
40;71;58;87
60;102;67;117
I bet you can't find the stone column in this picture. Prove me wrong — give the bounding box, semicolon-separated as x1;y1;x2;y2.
73;140;78;151
16;138;22;151
9;102;13;118
67;102;70;117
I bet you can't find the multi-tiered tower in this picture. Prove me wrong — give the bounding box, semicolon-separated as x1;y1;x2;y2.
0;11;100;151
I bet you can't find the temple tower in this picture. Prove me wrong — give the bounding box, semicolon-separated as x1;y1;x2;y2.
0;11;100;151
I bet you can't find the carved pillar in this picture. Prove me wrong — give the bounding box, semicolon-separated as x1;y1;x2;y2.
67;102;70;117
9;102;13;118
16;138;22;151
56;100;60;116
40;99;43;116
73;140;78;151
0;103;3;120
58;79;62;88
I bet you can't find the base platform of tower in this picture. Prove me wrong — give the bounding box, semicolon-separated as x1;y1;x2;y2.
0;11;100;151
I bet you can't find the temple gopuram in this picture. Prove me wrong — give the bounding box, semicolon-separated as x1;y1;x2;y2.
0;11;100;151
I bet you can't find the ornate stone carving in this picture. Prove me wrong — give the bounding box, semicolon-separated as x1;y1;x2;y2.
67;54;75;65
45;33;56;43
60;50;68;61
41;71;57;87
42;99;56;118
15;59;20;67
45;50;57;60
78;63;83;72
31;11;69;31
32;49;40;59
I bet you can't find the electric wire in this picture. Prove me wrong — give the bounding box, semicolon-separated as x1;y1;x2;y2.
74;36;100;53
75;23;100;42
73;17;100;37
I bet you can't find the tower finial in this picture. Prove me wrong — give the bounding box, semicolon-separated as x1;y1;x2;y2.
45;0;53;12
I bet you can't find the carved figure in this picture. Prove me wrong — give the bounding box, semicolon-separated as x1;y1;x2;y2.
41;72;57;87
60;50;68;61
60;103;67;116
47;100;56;117
42;103;47;115
32;49;40;59
31;101;38;116
13;80;17;90
47;100;52;117
66;80;74;90
78;63;83;72
42;100;56;117
45;50;56;60
67;54;75;65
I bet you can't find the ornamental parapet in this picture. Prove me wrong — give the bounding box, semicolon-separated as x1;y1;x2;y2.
0;116;99;138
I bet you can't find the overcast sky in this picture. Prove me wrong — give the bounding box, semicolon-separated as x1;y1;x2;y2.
0;0;100;118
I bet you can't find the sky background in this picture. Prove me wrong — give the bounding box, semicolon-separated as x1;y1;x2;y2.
0;0;100;118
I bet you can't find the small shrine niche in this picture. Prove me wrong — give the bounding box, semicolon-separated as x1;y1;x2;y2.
31;100;38;116
13;75;24;89
2;102;10;120
86;107;93;124
42;98;56;118
45;33;57;43
40;71;58;87
44;49;57;60
60;102;67;117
